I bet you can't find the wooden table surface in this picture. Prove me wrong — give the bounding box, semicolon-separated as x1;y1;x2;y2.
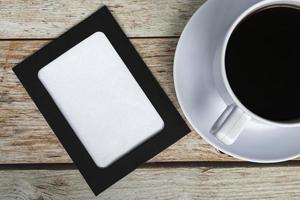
1;0;300;199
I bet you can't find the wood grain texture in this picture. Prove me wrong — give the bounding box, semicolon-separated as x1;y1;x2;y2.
0;39;235;164
0;0;206;39
1;164;300;199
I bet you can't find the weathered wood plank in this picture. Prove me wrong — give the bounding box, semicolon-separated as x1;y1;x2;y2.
1;165;300;199
0;0;205;39
0;39;235;164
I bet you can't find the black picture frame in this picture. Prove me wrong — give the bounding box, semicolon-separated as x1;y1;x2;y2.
13;6;190;195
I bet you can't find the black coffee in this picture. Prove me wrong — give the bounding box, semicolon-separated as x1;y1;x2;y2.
225;5;300;122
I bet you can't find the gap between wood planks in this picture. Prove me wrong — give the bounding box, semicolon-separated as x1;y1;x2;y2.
1;161;300;170
0;36;181;41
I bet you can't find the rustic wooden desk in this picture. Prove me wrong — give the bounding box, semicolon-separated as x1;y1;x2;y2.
1;0;300;199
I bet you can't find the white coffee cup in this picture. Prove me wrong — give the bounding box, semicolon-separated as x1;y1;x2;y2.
210;0;300;145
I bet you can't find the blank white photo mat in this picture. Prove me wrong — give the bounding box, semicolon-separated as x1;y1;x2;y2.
38;32;165;168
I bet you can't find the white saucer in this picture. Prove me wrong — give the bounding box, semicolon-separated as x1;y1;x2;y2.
174;0;300;163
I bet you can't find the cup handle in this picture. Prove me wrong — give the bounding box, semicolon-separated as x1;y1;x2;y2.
210;104;251;145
